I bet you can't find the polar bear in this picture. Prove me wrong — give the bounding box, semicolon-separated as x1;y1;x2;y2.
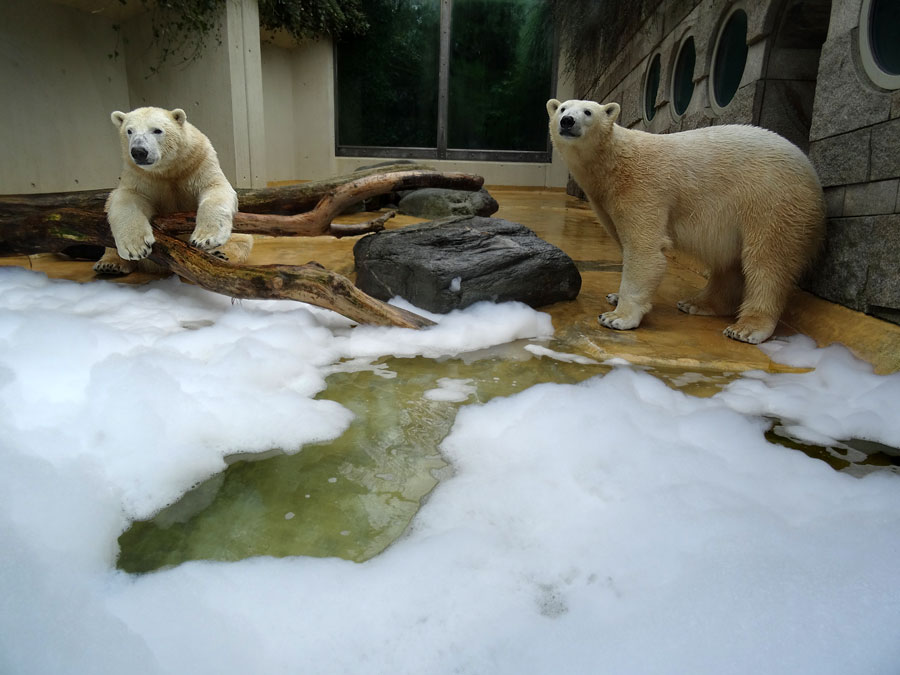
547;98;825;344
94;106;251;275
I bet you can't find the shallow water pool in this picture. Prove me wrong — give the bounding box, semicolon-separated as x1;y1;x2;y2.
117;342;898;573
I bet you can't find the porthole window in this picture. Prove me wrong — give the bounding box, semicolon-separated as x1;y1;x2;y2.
644;53;661;121
672;36;696;117
711;7;748;109
860;0;900;90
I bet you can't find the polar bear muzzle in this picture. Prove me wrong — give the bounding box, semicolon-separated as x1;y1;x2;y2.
127;132;161;168
559;114;580;138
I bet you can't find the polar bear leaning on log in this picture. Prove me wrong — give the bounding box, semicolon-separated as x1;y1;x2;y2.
547;98;825;344
95;106;252;275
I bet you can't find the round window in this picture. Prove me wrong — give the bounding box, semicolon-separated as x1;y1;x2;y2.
672;36;696;116
860;0;900;89
644;53;661;121
711;8;748;109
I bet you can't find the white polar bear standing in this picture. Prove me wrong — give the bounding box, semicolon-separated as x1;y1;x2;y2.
95;106;251;274
547;98;825;344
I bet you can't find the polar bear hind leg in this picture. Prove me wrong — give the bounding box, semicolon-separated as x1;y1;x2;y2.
93;248;138;275
725;246;795;344
208;234;253;263
94;233;253;275
677;262;744;317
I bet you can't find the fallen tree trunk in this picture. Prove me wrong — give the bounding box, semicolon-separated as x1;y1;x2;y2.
148;231;434;329
0;166;482;327
155;169;483;237
0;167;483;255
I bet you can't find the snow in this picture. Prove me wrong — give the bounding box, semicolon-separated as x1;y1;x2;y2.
2;266;900;675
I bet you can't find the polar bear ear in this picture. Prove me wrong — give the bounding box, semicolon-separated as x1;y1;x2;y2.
171;109;187;126
546;99;561;117
602;103;621;123
111;111;127;128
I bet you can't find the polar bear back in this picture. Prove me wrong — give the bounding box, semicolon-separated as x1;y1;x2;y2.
600;124;824;269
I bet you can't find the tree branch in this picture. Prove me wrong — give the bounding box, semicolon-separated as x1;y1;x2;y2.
148;230;434;328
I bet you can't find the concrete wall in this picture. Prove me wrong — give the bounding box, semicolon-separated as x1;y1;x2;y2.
0;0;129;193
122;0;266;188
261;38;338;183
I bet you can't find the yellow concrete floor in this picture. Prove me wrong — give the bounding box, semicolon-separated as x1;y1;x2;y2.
3;188;898;375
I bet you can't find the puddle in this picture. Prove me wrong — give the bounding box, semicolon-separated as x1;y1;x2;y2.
116;342;605;573
117;340;894;574
766;423;900;477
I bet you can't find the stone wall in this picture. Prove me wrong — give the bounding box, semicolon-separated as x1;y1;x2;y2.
568;0;899;324
806;0;900;323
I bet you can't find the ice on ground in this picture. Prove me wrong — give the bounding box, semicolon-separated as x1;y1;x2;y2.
1;267;900;675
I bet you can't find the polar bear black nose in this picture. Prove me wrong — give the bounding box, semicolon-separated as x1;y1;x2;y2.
560;115;575;129
131;146;149;162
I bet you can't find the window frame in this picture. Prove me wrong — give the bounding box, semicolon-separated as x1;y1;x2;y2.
333;0;558;163
642;52;662;123
859;0;900;90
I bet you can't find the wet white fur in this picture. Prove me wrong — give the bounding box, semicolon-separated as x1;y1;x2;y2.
100;107;239;264
547;98;825;344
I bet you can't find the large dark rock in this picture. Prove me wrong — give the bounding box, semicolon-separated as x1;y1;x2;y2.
353;217;581;313
398;188;499;218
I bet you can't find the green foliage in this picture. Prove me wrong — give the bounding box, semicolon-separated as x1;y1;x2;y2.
110;0;370;71
447;0;553;151
337;0;442;147
109;0;225;72
337;0;554;153
259;0;369;41
548;0;653;82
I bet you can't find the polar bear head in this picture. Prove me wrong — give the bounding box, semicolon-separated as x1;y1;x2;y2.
111;107;188;172
546;99;620;145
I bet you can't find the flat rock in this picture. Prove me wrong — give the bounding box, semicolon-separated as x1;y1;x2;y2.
398;188;499;218
353;216;581;313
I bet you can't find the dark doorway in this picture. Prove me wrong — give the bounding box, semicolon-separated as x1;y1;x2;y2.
758;0;832;152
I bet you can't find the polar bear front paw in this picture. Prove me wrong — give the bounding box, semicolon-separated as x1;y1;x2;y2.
606;293;619;306
599;310;640;331
115;228;155;260
190;219;231;251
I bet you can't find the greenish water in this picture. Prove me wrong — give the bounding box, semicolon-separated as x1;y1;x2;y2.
116;345;899;574
766;426;900;477
117;343;607;573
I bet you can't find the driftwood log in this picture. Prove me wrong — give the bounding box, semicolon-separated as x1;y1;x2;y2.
0;166;485;328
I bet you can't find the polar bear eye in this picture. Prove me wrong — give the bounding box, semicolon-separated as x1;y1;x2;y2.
126;128;133;135
584;110;592;117
152;128;163;135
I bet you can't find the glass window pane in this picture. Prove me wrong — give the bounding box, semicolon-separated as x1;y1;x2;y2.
336;0;441;148
713;9;748;107
447;0;553;152
672;37;695;116
871;0;900;75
